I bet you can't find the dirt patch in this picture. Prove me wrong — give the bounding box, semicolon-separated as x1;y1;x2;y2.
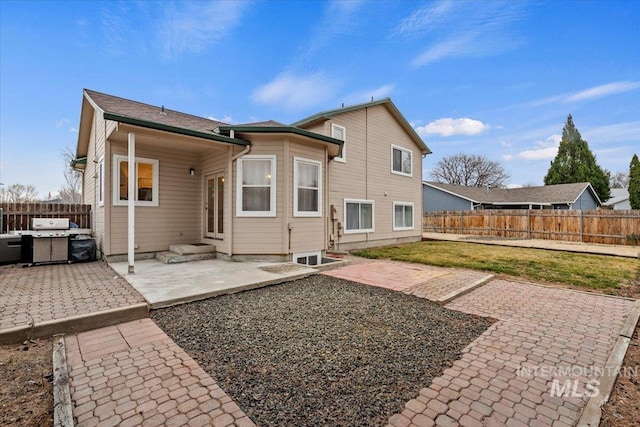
0;339;53;427
601;271;640;426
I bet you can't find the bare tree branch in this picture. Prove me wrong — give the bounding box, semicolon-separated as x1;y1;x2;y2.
430;153;510;188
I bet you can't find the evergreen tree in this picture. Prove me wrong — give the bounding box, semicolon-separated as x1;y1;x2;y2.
544;115;610;201
629;154;640;209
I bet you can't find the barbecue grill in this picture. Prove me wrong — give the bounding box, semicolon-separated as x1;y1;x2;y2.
8;218;93;265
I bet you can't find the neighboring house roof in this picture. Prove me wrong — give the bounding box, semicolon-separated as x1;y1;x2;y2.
604;188;630;206
424;182;602;206
236;120;287;127
292;98;431;155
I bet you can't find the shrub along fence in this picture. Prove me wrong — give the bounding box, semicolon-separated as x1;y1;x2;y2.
423;209;640;246
0;203;91;233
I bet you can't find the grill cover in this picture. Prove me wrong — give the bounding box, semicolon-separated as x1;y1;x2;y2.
31;218;70;230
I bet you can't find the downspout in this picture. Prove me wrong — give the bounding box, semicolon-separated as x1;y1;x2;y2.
227;142;251;257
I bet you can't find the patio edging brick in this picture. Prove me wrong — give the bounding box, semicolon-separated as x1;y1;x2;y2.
577;299;640;427
0;303;148;345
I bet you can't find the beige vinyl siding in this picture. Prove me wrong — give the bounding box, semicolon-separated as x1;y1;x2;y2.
288;140;326;254
231;138;285;255
108;141;201;255
322;104;423;247
81;112;108;256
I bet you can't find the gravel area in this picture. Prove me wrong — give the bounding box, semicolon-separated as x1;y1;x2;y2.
152;275;494;426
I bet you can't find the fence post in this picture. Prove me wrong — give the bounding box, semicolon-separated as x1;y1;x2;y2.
579;210;583;243
489;210;492;236
460;211;464;234
527;210;531;240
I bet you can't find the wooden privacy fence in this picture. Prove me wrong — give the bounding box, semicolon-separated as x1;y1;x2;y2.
1;203;91;233
423;209;640;246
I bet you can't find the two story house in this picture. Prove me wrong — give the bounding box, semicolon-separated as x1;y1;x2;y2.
73;89;430;269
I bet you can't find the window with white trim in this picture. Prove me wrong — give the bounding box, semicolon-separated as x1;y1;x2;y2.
236;155;276;217
332;124;346;162
294;157;322;217
112;155;159;206
393;202;414;231
344;199;374;233
391;145;413;176
98;158;104;207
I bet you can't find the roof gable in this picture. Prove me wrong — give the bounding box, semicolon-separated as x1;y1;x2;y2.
292;98;431;155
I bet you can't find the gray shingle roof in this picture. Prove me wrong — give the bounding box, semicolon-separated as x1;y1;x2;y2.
424;182;597;205
84;89;230;134
604;188;629;206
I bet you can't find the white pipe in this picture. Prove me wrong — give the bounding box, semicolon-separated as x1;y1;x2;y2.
127;132;135;274
228;144;251;257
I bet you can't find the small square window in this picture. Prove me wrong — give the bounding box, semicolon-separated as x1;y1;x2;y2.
393;202;414;231
113;155;159;207
344;199;374;233
391;145;413;176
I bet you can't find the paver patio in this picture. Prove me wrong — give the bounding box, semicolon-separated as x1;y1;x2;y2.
326;263;636;427
0;262;146;339
65;318;254;427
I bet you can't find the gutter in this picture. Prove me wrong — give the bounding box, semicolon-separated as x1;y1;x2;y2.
227;144;252;257
103;113;250;146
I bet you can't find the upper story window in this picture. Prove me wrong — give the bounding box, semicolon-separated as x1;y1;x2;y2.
344;199;374;233
294;157;322;217
237;155;276;217
391;145;413;177
332;124;346;162
393;202;414;231
113;155;159;207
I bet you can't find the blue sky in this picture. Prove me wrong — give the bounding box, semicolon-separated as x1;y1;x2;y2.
1;0;639;197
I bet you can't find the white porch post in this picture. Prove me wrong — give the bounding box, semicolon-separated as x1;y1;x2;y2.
128;132;136;274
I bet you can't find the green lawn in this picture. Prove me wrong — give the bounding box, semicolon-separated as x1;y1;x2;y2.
352;241;639;290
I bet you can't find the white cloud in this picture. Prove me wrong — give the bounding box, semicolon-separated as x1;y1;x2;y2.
519;146;558;160
395;0;456;36
415;118;490;137
160;1;249;58
528;81;640;107
518;134;561;160
503;154;513;161
398;1;525;66
344;84;395;104
252;73;338;111
583;121;640;143
296;0;365;63
69;127;78;133
207;115;233;124
565;81;640;102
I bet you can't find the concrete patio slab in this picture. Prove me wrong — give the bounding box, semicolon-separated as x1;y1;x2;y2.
323;261;492;303
64;319;254;427
0;262;148;344
109;259;317;309
423;232;640;258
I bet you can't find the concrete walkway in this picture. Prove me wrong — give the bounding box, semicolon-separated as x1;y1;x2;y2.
64;318;254;427
325;261;639;427
109;259;317;308
423;232;640;258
